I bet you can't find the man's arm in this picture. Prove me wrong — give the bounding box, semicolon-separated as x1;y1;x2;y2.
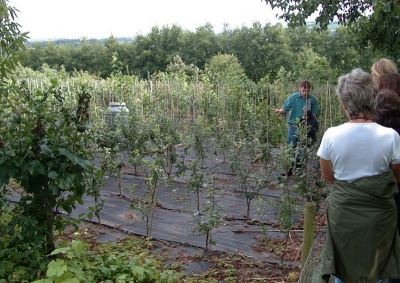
273;108;285;115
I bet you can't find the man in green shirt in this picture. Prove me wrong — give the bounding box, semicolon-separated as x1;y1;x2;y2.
273;80;319;175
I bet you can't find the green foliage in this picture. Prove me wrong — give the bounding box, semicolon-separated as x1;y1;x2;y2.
0;212;48;282
263;0;390;28
0;0;28;89
187;159;205;213
204;53;247;85
0;78;102;259
166;55;203;81
263;0;399;59
295;47;335;84
100;147;125;196
353;6;400;59
293;123;328;210
190;177;223;251
229;138;266;219
130;156;166;238
272;145;300;232
32;240;182;283
17;20;376;83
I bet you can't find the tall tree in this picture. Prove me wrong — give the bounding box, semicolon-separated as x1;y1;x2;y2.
0;0;28;89
263;0;398;28
353;6;400;59
132;25;186;78
263;0;400;59
224;22;294;82
183;23;223;70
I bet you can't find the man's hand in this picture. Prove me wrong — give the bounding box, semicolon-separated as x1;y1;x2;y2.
273;108;285;115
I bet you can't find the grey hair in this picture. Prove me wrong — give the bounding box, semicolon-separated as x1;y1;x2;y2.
336;68;377;119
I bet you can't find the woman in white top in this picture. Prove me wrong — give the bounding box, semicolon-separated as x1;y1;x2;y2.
317;68;400;283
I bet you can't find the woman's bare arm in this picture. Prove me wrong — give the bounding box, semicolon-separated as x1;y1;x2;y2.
390;163;400;183
320;158;334;184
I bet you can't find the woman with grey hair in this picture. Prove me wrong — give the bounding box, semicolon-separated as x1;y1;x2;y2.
317;68;400;283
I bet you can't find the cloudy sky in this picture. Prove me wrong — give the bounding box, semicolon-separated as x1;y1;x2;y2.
8;0;287;41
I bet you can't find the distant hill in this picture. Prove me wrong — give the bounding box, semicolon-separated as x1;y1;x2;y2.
27;37;135;46
28;22;339;46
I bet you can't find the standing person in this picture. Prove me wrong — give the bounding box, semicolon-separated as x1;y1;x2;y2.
377;73;400;96
273;80;319;175
318;68;400;283
375;73;400;232
371;58;398;86
374;73;400;283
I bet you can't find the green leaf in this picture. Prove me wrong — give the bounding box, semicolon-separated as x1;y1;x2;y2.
40;144;52;155
71;240;85;254
50;77;58;86
48;171;58;180
54;272;79;283
50;247;71;256
385;1;393;11
25;160;46;175
58;148;93;168
47;259;68;277
31;279;53;283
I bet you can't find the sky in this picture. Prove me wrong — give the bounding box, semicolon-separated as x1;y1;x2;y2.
7;0;287;41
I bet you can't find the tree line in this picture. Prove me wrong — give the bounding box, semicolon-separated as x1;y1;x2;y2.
21;22;386;83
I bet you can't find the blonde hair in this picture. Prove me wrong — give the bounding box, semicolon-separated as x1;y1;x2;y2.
371;58;398;85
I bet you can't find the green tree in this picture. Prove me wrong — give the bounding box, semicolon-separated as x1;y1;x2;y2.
205;53;247;84
225;22;294;82
132;25;186;78
353;6;400;59
263;0;398;28
0;80;100;255
294;47;335;83
263;0;400;59
182;23;222;70
0;0;28;88
22;42;45;71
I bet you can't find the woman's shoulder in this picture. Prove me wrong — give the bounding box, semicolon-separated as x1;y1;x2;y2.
373;123;400;138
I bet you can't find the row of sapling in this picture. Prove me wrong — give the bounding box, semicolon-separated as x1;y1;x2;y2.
0;54;339;278
91;92;301;246
17;63;345;134
84;66;329;254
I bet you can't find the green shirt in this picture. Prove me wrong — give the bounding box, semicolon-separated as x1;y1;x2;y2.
282;92;318;125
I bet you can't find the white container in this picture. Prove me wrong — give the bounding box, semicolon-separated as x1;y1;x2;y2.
106;102;129;125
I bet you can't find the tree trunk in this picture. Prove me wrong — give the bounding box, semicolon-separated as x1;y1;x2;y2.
43;182;56;255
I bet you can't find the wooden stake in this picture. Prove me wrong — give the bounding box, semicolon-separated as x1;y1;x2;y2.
301;201;317;269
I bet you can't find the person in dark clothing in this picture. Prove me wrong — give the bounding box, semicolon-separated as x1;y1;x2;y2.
378;73;400;97
374;88;400;283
